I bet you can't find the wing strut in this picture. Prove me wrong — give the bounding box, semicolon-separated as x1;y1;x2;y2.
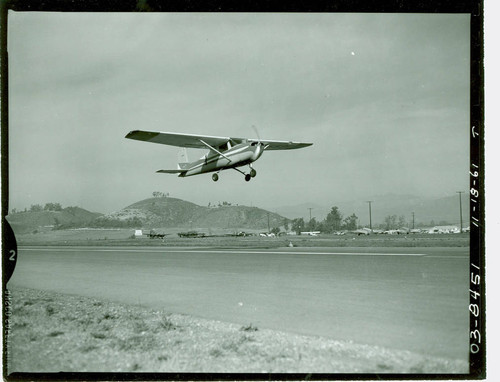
199;139;232;163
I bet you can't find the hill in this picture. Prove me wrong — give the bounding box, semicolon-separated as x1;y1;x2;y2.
7;193;470;236
94;197;286;231
7;207;102;234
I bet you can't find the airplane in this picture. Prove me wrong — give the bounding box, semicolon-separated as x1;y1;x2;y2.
125;130;313;182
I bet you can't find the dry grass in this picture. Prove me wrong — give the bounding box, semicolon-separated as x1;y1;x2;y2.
6;287;468;374
15;228;469;248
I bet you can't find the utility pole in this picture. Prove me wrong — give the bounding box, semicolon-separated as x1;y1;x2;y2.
366;201;373;230
308;208;313;222
267;212;270;233
412;212;415;229
456;191;464;232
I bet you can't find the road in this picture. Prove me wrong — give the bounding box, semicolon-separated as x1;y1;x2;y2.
8;246;469;360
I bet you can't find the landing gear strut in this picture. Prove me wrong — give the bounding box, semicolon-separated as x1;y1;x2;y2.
232;166;257;182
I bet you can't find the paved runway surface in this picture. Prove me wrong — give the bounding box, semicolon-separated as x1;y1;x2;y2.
9;246;469;360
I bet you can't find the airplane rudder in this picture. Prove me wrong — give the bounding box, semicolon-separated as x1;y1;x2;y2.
177;147;190;169
178;147;189;162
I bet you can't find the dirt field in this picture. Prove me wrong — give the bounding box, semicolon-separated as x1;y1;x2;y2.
6;287;468;374
12;228;470;248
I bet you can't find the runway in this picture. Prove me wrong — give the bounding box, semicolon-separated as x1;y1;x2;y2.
8;246;469;360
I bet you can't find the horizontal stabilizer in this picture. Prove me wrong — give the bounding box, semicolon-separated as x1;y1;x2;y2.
156;169;186;174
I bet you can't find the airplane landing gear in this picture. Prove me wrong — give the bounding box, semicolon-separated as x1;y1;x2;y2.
212;173;219;182
233;167;256;182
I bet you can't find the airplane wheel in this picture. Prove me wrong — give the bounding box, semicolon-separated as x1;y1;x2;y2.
245;174;251;182
212;173;219;182
250;168;257;177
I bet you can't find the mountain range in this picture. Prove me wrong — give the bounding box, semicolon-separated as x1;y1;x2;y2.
7;194;470;235
7;197;286;234
270;194;470;227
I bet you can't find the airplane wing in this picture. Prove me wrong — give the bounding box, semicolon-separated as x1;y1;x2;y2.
246;138;313;150
125;130;231;149
126;130;313;150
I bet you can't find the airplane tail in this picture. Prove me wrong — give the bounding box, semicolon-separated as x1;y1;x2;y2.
177;148;190;170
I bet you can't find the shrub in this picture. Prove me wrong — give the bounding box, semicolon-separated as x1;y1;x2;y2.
240;323;258;332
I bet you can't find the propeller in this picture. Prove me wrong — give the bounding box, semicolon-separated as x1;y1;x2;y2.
251;125;267;149
250;125;268;161
251;125;260;143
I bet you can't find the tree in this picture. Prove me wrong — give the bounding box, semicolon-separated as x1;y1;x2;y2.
306;217;319;232
30;204;43;212
44;202;62;211
283;219;289;231
398;215;407;228
316;221;325;233
343;213;358;230
291;218;305;234
324;206;343;233
153;191;168;198
384;215;397;230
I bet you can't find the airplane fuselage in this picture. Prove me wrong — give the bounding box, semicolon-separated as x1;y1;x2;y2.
180;142;263;177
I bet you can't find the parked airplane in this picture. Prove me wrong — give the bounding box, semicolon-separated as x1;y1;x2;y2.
353;228;371;235
125;130;313;181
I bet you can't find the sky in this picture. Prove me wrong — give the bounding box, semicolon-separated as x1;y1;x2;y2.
7;12;470;213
